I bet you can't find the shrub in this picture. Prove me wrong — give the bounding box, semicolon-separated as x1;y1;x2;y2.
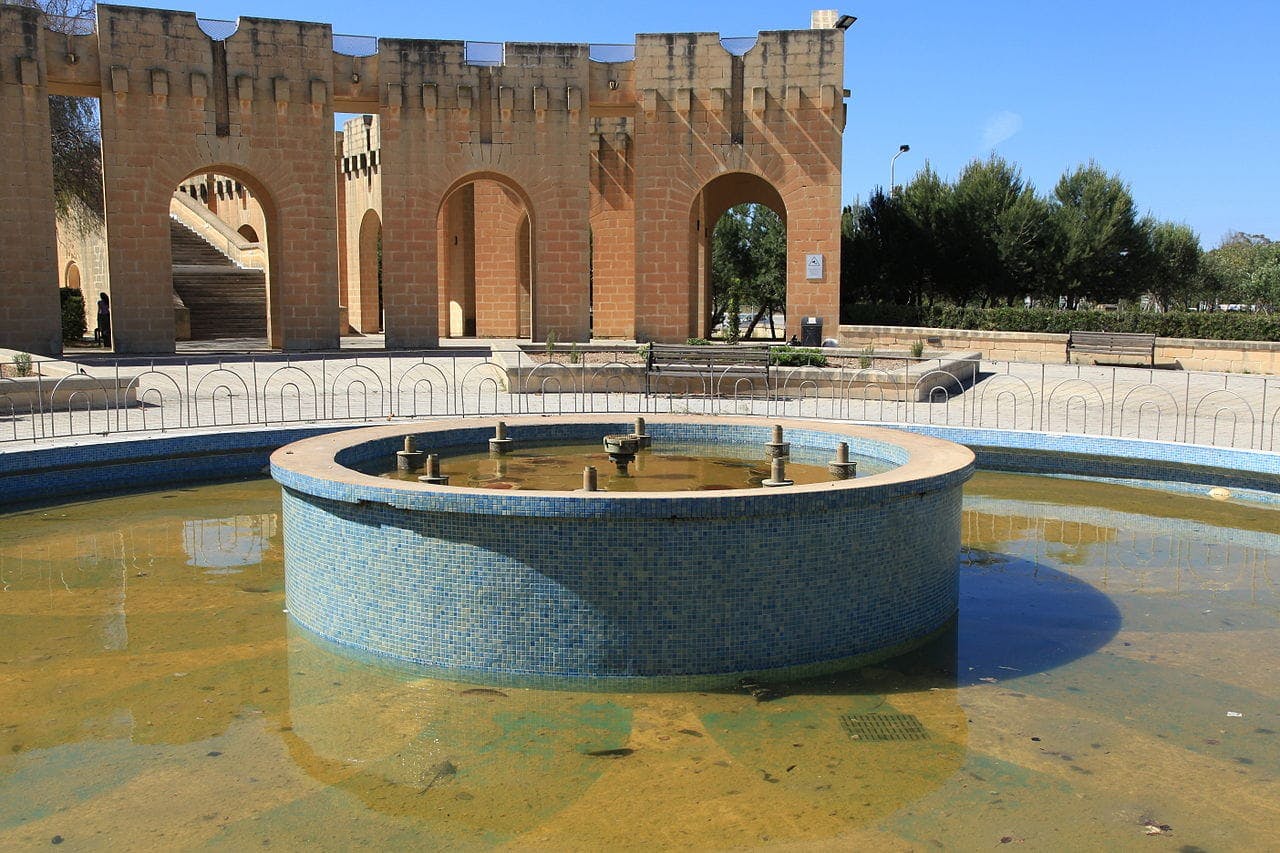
840;304;1280;342
859;343;875;369
13;352;33;377
685;337;712;346
910;339;925;358
60;287;86;343
770;346;827;368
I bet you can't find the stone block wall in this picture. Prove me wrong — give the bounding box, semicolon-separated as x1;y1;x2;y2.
8;6;845;353
0;5;62;355
93;5;339;353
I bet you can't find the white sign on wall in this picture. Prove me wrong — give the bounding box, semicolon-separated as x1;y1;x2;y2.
805;253;824;280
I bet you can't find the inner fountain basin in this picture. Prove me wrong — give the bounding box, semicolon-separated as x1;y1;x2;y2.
270;415;975;689
368;438;891;491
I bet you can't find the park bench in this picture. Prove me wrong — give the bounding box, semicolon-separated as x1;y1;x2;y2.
1067;331;1156;366
645;343;773;394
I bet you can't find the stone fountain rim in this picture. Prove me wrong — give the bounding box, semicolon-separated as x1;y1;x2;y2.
269;414;975;519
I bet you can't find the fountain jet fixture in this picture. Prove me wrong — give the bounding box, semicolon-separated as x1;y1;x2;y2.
603;434;640;475
632;416;651;448
489;421;514;454
418;453;450;485
828;442;857;480
582;466;599;492
762;456;794;487
397;435;425;471
765;424;790;459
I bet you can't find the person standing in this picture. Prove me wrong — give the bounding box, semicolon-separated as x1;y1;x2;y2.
97;293;111;348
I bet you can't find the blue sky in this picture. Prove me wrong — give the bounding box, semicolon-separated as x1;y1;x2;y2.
118;0;1279;247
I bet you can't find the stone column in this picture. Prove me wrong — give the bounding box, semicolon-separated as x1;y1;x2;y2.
0;6;62;356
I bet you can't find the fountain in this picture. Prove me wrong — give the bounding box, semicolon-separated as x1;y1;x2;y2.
271;415;975;688
601;433;641;474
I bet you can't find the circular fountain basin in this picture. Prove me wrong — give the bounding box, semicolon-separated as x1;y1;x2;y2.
270;415;975;689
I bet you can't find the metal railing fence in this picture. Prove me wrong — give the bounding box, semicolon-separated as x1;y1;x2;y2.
1;352;1278;452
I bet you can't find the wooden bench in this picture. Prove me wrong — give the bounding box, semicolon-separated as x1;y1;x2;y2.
645;343;773;394
1067;331;1156;366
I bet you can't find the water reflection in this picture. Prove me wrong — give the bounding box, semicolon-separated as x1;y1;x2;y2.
183;514;277;571
0;474;1276;848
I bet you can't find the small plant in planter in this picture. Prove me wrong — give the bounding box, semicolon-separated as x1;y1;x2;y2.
910;339;925;358
569;343;581;364
545;329;558;358
11;352;34;377
859;343;875;369
770;346;827;368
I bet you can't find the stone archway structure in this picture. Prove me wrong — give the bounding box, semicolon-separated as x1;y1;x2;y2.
436;172;534;339
694;172;789;339
1;4;846;354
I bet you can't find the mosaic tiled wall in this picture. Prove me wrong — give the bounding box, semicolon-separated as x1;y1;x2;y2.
276;419;971;688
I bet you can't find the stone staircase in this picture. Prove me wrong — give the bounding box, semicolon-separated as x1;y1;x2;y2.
170;219;267;339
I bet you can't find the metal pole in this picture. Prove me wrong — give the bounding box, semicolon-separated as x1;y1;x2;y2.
890;144;910;194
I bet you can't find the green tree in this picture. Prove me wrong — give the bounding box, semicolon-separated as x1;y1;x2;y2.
898;165;954;306
1049;162;1150;308
710;204;787;339
1243;243;1280;313
951;156;1053;307
1145;221;1202;311
1202;232;1273;308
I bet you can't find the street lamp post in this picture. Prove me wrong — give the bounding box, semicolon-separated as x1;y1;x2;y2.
890;144;911;195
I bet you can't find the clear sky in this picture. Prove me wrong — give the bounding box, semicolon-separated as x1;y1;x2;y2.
113;0;1280;247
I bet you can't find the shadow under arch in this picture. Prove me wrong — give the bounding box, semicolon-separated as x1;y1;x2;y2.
436;170;536;341
175;164;281;346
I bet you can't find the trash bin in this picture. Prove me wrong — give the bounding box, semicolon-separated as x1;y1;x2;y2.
800;317;822;347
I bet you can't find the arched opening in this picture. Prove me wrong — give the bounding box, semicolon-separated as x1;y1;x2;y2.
171;169;275;343
693;173;787;341
436;174;534;339
349;209;382;334
64;261;81;290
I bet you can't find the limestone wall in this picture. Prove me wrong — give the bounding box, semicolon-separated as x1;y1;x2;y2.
92;5;340;353
839;324;1280;376
0;5;62;355
4;5;846;353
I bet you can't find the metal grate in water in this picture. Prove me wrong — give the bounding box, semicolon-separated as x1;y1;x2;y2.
840;713;929;742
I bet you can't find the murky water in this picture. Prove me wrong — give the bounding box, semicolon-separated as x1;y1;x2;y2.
370;441;889;491
0;474;1277;849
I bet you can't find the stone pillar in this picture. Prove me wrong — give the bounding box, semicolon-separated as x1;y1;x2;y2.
0;6;62;356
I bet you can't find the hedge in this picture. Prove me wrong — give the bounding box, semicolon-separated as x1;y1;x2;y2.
841;304;1280;342
60;288;86;343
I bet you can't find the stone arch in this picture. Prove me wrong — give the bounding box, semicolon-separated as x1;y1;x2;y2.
174;164;279;345
350;209;382;333
693;172;788;340
436;172;535;339
64;261;81;290
237;224;260;243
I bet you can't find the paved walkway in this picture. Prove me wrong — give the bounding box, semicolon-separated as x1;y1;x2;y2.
5;339;1280;453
